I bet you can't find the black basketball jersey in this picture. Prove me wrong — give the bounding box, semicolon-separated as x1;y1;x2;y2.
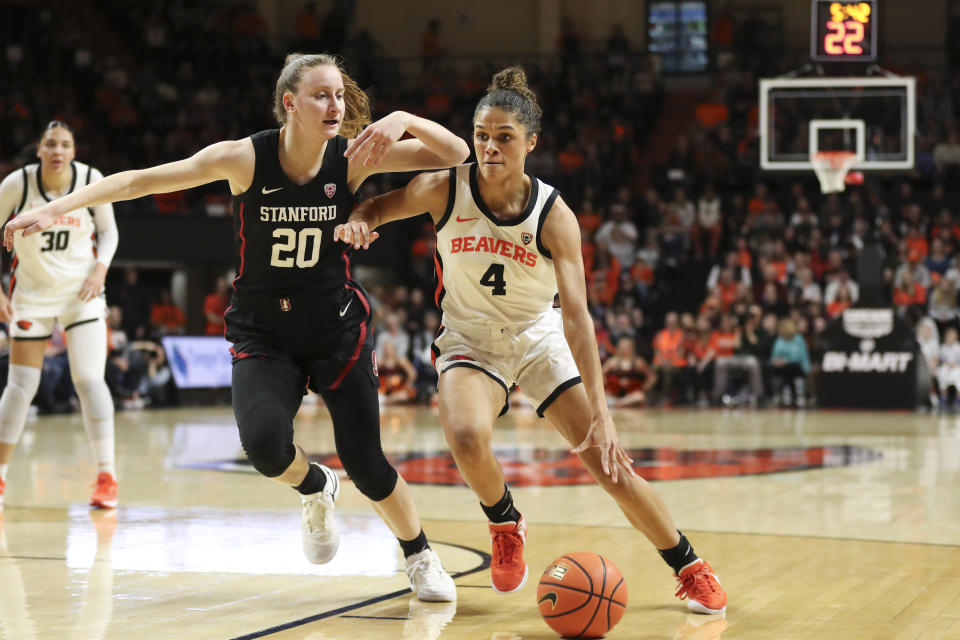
231;129;356;296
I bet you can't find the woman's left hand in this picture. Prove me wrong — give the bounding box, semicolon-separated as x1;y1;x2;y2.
344;111;411;167
79;264;108;302
571;414;637;484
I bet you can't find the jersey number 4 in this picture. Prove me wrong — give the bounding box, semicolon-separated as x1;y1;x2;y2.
40;230;69;252
480;263;507;296
270;228;321;268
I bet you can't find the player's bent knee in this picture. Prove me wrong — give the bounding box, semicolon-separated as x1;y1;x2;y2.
445;423;491;461
237;403;296;478
346;456;398;502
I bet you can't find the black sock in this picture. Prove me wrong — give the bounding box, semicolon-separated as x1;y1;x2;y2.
481;485;521;524
294;464;326;495
657;531;700;574
398;529;430;558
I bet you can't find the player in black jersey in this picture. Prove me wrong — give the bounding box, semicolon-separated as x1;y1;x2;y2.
6;53;469;602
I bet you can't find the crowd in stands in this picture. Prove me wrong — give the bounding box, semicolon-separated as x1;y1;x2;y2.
2;2;960;410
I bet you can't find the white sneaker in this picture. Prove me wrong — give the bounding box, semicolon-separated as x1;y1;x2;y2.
301;463;340;564
406;548;457;602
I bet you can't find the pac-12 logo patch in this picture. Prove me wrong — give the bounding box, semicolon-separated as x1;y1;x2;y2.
520;232;533;245
16;320;32;330
324;183;336;198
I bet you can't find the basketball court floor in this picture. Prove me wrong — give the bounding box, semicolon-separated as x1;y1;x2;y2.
1;402;958;639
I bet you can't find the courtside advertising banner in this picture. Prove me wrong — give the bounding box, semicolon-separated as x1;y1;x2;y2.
161;336;233;389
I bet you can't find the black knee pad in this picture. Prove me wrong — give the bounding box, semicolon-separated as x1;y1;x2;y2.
237;402;296;478
344;454;398;502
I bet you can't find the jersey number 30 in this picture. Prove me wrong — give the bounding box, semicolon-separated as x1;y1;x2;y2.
480;263;507;295
40;230;69;252
270;228;321;268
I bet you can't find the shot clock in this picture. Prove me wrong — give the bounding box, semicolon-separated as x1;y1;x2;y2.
810;0;877;62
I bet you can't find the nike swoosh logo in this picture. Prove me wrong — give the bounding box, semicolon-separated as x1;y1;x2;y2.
537;593;558;609
261;187;283;194
339;299;352;317
456;215;478;222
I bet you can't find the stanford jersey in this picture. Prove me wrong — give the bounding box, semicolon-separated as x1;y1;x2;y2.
231;130;356;296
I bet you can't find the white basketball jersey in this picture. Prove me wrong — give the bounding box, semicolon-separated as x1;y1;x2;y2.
434;164;560;328
11;161;99;310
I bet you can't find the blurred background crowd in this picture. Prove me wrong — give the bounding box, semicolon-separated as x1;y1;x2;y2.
1;0;959;412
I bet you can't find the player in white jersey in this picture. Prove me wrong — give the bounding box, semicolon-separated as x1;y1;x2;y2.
0;121;119;509
337;67;728;614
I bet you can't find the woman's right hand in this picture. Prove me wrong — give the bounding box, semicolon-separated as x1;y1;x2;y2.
4;202;59;249
333;220;380;250
0;294;13;323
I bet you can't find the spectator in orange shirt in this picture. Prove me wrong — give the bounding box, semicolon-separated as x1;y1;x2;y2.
826;284;853;318
747;182;778;217
904;225;929;261
150;289;186;336
652;312;690;405
893;269;928;310
203;276;230;336
576;199;603;237
584;242;621;305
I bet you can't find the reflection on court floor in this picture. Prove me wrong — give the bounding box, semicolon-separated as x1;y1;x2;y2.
1;406;958;639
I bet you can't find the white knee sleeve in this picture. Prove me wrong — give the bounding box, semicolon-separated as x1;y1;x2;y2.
66;319;108;382
0;364;42;445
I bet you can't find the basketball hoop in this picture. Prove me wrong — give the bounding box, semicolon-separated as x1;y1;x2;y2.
811;151;858;194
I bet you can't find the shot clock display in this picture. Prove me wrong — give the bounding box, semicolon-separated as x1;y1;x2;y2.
811;0;877;61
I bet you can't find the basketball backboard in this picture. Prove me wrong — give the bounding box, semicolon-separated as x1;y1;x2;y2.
759;75;916;171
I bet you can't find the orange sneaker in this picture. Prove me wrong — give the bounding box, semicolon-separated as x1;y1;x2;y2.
90;472;118;509
675;560;727;614
489;517;527;593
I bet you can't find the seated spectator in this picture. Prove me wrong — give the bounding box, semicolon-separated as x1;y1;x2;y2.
602;337;656;407
827;284;854;318
594;203;638;268
937;327;960;406
377;341;417;405
585;242;622;306
376;312;410;358
576;199;603;237
36;326;74;414
793;267;823;306
131;340;174;407
927;277;957;333
688;316;715;406
933;130;960;175
694;185;723;261
203;276;230;336
652;312;690;405
770;318;811;407
707;251;752;289
893;269;928;311
824;268;860;306
150;289;186;336
917;321;941;407
713;314;763;405
895;250;932;289
410;310;440;405
925;238;952;276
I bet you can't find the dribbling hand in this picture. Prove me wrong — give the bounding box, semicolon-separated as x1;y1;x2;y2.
570;414;637;484
3;203;58;250
344;111;410;167
333;220;379;250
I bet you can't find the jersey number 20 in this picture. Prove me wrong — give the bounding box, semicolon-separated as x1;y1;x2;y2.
480;263;507;295
270;228;321;268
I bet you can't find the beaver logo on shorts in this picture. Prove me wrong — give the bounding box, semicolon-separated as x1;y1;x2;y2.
16;320;32;330
324;183;336;198
279;297;292;312
521;232;533;245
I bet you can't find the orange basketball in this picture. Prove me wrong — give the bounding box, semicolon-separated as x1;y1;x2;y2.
536;552;628;639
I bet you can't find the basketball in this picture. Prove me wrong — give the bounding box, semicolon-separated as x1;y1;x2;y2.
536;553;627;639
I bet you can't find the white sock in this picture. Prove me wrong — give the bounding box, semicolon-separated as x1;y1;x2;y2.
0;463;8;482
89;436;116;478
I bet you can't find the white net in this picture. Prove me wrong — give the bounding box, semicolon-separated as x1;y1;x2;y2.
811;151;858;194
